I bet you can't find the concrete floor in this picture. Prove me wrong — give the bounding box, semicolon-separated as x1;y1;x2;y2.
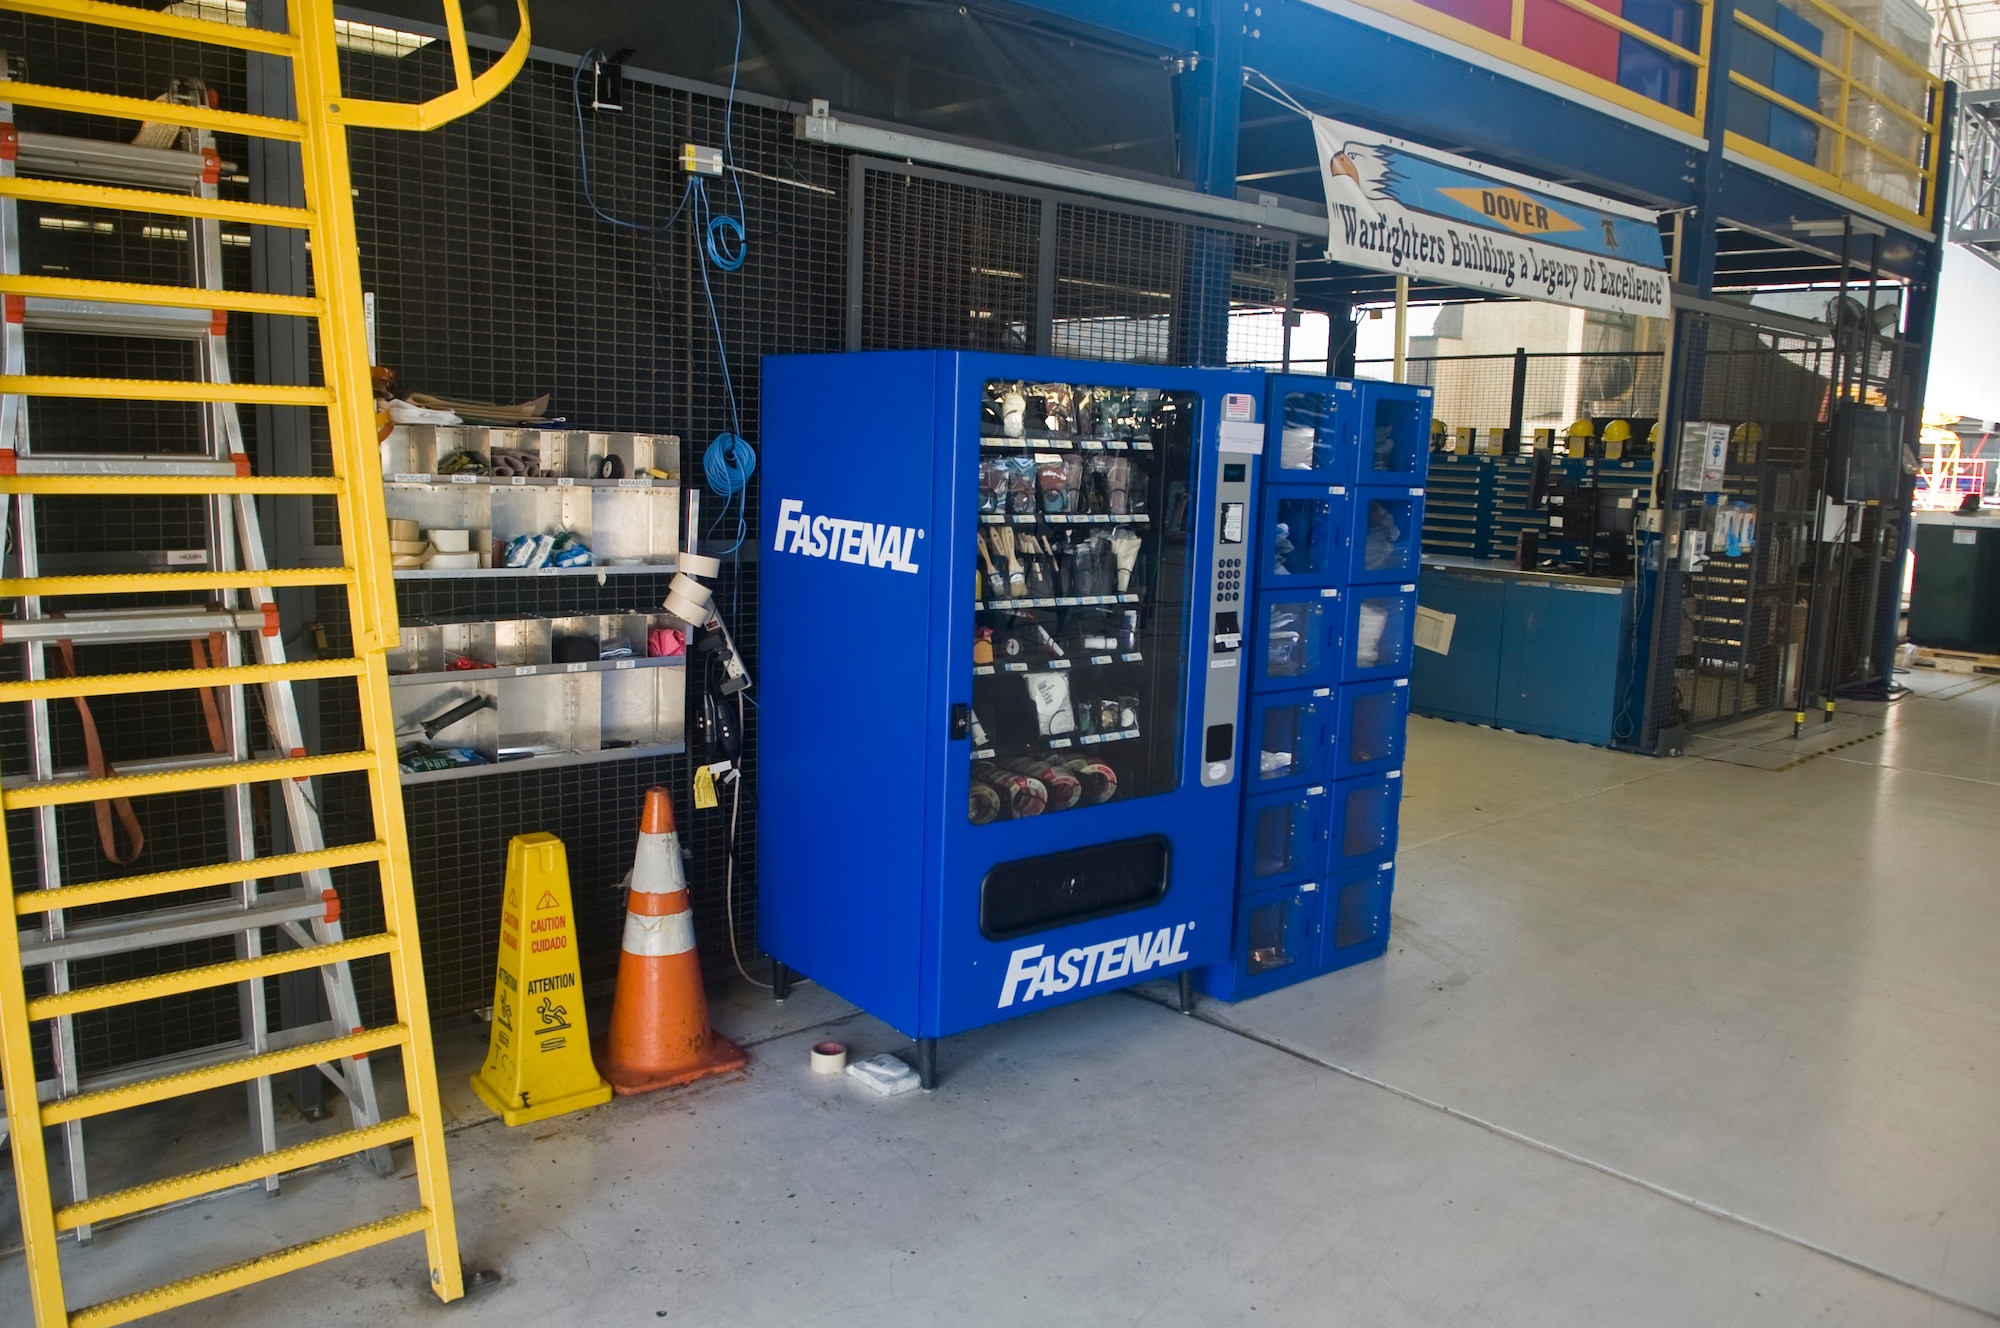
4;670;1998;1325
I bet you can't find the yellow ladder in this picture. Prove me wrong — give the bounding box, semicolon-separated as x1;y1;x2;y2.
0;2;529;1325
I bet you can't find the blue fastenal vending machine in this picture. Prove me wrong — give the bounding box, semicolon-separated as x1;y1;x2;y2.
758;352;1265;1086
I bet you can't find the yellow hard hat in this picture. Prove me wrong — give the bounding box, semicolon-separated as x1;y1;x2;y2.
1601;419;1632;444
1431;417;1449;441
1566;417;1595;438
1648;422;1659;445
1732;422;1762;443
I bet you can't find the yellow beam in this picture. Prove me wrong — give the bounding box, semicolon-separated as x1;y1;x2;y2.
330;0;531;133
0;658;365;704
1725;71;1928;175
12;841;387;915
0;567;348;598
56;1116;421;1231
42;1024;407;1125
0;176;314;229
70;1210;434;1328
0;0;301;57
1;375;333;406
1733;10;1932;135
0;274;320;319
0;80;303;143
28;933;397;1020
1;749;376;811
0;476;343;497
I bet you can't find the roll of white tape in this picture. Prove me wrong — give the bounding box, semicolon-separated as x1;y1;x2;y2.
678;552;722;578
428;528;470;554
662;588;710;624
810;1040;848;1075
668;573;713;606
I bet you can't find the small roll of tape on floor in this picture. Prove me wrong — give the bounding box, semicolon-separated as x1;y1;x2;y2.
679;552;722;578
668;573;713;606
810;1041;848;1075
663;588;710;624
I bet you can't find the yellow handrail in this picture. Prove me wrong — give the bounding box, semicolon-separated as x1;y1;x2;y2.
330;0;532;132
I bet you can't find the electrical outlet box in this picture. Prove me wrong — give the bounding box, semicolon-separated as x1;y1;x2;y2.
681;144;723;176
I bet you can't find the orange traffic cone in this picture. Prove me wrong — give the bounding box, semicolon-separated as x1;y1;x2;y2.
596;787;747;1094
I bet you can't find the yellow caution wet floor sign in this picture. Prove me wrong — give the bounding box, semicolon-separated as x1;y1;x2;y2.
470;833;613;1126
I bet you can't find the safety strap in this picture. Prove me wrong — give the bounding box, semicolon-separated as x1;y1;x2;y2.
189;632;232;755
52;639;146;866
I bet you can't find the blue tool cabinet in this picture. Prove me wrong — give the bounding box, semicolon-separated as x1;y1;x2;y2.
1200;374;1429;1002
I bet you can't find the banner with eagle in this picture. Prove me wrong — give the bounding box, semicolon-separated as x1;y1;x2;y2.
1312;115;1670;318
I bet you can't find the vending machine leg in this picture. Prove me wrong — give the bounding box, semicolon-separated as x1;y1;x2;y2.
1178;971;1196;1016
917;1038;938;1092
771;961;791;1003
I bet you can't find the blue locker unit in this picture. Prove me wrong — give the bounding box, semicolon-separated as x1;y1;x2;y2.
1354;381;1433;486
1247;687;1340;791
1343;583;1419;682
1349;486;1425;583
1250;588;1344;691
1201;373;1429;1003
1206;880;1327;1001
1270;378;1360;484
1241;784;1332;889
1334;678;1409;778
758;351;1265;1077
1324;865;1395;967
1331;770;1402;874
1259;483;1352;588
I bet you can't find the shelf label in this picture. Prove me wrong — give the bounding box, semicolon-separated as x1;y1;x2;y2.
514;665;537;676
1049;737;1073;749
392;473;427;484
1049;658;1071;670
451;473;478;484
1090;655;1112;665
1081;440;1105;451
1121;652;1142;662
557;477;576;487
618;478;653;489
1080;734;1101;745
1004;662;1027;673
566;662;588;673
972;747;995;759
1133;440;1153;450
615;659;637;669
973;664;995;675
510;475;527;486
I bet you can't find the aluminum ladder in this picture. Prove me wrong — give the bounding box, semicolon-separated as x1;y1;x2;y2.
0;1;529;1324
0;71;396;1247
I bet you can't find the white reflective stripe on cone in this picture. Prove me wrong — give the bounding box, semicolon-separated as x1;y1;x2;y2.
630;832;688;897
622;908;696;957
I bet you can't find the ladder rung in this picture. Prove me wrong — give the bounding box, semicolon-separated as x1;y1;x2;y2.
0;0;301;58
0;274;319;319
68;1209;432;1328
21;298;216;339
0;475;346;498
14;131;219;191
2;606;271;646
0;657;365;704
19;885;337;966
55;1115;421;1232
28;932;397;1020
0;174;312;229
8;454;241;478
0;375;332;406
15;841;387;915
38;1017;346;1101
1;749;377;811
14;750;244;788
0;81;304;144
0;567;348;598
40;1023;406;1125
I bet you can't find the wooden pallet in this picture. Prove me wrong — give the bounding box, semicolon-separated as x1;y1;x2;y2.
1909;646;2000;676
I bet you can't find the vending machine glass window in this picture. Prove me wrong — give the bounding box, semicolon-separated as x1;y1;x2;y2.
967;380;1199;824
